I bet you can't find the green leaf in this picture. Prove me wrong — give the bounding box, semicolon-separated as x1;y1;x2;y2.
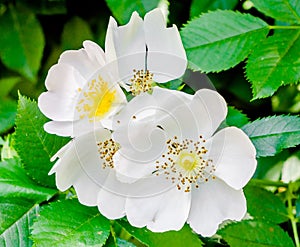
61;16;94;50
244;186;289;224
190;0;238;18
181;10;269;72
0;76;20;97
105;0;160;24
226;106;249;128
0;198;39;247
31;199;111;247
219;220;295;247
246;30;300;99
0;5;45;81
14;95;70;187
251;0;300;24
0;158;56;200
0;99;17;134
242;115;300;157
118;220;203;247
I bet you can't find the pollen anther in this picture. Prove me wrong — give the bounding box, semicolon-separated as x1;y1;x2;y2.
97;138;119;169
155;135;215;192
130;69;154;96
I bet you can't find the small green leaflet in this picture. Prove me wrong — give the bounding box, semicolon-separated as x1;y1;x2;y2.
0;5;45;81
242;115;300;157
219;220;295;247
246;30;300;99
14;94;70;188
244;185;289;224
31;199;111;247
105;0;161;24
118;220;203;247
251;0;300;24
181;10;269;72
0;158;56;200
0;200;39;247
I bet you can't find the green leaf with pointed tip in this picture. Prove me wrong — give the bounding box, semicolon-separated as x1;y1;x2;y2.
14;95;70;188
219;220;295;247
181;10;269;73
105;0;160;24
0;198;39;247
226;106;249;128
31;199;111;247
118;220;203;247
251;0;300;24
0;158;56;200
0;5;45;81
0;99;17;134
244;186;289;224
246;30;300;99
242;115;300;157
190;0;238;18
61;16;94;50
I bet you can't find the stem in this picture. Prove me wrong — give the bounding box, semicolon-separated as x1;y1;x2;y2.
287;183;300;247
269;25;300;30
110;221;118;244
249;178;288;188
291;219;299;247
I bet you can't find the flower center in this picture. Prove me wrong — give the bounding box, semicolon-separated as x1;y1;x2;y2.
76;75;116;122
130;69;154;96
178;151;199;171
97;138;119;169
155;135;215;193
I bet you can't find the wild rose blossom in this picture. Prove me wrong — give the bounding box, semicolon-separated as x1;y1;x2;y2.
42;8;256;238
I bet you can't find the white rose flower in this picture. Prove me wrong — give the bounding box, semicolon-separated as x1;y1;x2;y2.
106;8;187;95
38;40;126;137
38;8;186;137
112;87;257;237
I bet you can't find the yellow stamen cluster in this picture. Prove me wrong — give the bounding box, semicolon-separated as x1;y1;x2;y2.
76;75;116;122
97;138;119;169
130;69;154;96
155;135;215;193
